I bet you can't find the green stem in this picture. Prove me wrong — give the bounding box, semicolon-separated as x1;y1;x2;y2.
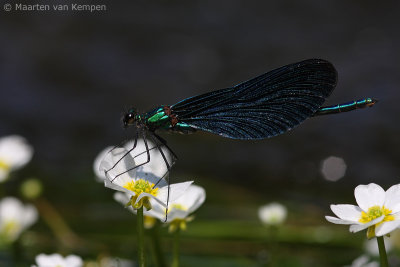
269;225;278;267
377;236;388;267
171;228;181;267
137;207;145;267
151;222;166;267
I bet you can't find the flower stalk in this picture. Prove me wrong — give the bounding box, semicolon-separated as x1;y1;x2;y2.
171;227;180;267
377;236;388;267
150;221;166;267
137;206;145;267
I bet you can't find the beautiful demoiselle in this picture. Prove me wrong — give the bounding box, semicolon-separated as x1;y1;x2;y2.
105;59;376;210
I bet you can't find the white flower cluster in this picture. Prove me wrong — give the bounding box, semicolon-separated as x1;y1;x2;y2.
33;253;83;267
0;135;37;244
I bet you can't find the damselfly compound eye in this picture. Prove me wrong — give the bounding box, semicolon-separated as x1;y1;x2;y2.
123;110;136;128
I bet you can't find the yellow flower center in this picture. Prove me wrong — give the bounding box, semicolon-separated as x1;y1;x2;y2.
359;205;395;239
123;179;159;210
0;160;10;171
123;179;159;196
359;205;394;224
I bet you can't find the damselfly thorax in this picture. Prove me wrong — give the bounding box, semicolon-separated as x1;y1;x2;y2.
124;105;196;134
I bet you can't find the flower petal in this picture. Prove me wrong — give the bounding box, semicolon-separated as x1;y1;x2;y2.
35;253;83;267
99;146;137;185
325;216;355;225
384;184;400;213
375;218;400;236
355;183;385;212
104;179;136;196
144;201;166;220
131;138;172;179
93;146;113;181
35;253;65;266
174;185;206;213
104;178;119;190
349;215;384;233
155;185;206;222
330;204;362;222
167;209;189;221
65;255;84;267
157;181;193;203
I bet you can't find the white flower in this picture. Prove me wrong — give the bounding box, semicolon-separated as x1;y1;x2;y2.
145;184;205;232
157;184;205;221
100;143;192;210
0;135;33;182
258;202;287;225
34;253;83;267
0;197;38;243
326;183;400;238
114;184;205;232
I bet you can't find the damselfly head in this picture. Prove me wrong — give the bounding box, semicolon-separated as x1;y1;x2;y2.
122;108;136;128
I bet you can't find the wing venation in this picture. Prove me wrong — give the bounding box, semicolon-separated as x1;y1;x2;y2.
171;59;337;140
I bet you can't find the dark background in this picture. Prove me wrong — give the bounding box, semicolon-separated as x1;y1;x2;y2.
1;0;399;266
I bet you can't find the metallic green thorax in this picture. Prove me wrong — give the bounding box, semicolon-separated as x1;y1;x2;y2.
146;107;170;128
141;106;195;134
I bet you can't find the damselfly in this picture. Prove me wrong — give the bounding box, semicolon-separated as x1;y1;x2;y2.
105;59;376;210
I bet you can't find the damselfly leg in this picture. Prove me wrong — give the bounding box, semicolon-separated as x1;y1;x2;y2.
147;132;178;220
104;130;139;181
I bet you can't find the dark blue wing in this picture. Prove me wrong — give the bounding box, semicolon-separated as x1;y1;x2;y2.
171;59;337;140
